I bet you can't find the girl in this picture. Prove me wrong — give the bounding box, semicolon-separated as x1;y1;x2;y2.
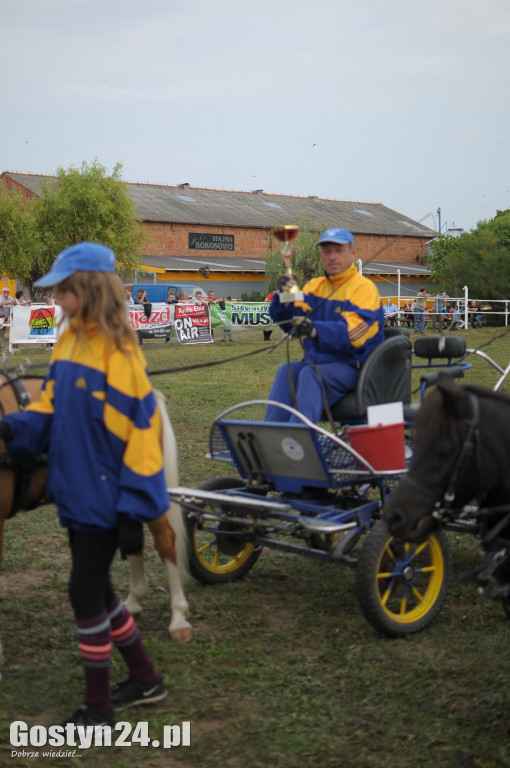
0;242;169;728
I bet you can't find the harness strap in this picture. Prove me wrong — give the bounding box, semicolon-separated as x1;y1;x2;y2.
442;392;480;508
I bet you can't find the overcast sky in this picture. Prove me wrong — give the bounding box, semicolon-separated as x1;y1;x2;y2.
2;0;509;232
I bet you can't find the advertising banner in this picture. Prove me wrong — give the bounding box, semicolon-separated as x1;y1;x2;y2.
209;302;274;331
9;304;64;347
9;301;274;349
173;303;213;344
127;304;173;340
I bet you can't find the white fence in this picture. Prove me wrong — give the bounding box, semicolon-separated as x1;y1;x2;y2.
390;286;509;327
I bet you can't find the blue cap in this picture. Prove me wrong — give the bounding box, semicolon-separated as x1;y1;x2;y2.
317;227;354;246
34;242;116;287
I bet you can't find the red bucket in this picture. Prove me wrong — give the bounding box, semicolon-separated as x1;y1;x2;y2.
347;422;406;471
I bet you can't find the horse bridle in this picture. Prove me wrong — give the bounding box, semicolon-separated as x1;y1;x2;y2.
400;391;481;514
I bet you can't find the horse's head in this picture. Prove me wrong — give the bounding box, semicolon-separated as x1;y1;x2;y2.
383;378;479;541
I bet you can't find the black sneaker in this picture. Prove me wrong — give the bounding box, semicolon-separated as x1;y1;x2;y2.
59;705;114;730
111;675;167;710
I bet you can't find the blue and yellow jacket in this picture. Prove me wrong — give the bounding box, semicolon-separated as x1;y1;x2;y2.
270;265;385;367
4;323;169;532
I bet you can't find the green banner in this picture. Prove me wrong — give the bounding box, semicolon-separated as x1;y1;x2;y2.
210;302;275;330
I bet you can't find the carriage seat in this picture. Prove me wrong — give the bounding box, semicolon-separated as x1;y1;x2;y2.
326;334;412;422
404;335;468;422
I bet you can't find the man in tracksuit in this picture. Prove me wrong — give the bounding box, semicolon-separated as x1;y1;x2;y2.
265;227;385;423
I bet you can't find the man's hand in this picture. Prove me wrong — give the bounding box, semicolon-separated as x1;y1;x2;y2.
118;514;144;560
290;316;317;339
277;273;298;292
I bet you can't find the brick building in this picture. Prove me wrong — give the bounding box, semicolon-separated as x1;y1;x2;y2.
1;172;435;298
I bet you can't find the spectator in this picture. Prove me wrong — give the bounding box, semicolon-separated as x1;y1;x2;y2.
431;290;448;333
15;290;32;306
413;288;429;334
383;298;398;327
192;290;207;306
469;301;483;329
125;286;135;305
401;299;413;328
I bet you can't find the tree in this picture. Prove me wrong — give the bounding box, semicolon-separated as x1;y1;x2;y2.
428;212;510;300
264;216;334;293
0;160;148;296
426;234;461;289
0;187;45;289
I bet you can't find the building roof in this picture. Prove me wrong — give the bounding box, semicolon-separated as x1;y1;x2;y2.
3;172;436;238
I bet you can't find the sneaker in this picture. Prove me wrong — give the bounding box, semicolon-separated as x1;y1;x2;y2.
111;675;167;710
59;704;114;730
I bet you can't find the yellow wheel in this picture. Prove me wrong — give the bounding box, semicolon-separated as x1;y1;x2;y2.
184;477;262;585
355;520;451;636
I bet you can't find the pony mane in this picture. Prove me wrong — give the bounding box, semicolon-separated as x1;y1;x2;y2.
464;383;510;407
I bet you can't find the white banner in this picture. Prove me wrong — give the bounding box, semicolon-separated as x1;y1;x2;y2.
9;304;64;349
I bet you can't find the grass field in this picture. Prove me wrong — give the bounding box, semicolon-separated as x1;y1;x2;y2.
0;326;509;768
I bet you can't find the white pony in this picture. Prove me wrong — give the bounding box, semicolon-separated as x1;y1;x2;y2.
125;390;192;642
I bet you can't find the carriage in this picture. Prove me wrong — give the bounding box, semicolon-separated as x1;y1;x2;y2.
170;330;497;637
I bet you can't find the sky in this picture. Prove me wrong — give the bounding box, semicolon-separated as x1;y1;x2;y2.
2;0;510;233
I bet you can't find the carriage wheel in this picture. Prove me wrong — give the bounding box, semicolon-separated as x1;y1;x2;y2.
183;476;262;585
355;520;451;636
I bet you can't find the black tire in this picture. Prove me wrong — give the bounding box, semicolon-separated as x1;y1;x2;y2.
355;520;451;636
183;476;262;585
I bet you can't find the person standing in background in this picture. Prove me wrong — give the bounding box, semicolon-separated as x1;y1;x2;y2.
413;288;429;334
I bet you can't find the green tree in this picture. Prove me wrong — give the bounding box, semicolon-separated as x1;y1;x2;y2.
0;160;148;296
426;234;460;288
264;216;334;293
0;186;45;289
429;211;510;300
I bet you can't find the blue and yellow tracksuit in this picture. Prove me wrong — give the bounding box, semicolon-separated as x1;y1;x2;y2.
4;322;169;531
266;264;385;422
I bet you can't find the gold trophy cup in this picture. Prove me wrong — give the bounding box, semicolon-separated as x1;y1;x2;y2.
273;225;304;303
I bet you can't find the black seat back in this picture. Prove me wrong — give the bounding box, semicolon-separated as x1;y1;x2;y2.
329;335;412;421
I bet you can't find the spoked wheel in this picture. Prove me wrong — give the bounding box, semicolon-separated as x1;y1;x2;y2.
355;520;451;636
183;476;262;585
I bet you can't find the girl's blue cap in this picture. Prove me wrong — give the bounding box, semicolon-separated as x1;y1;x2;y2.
34;242;116;287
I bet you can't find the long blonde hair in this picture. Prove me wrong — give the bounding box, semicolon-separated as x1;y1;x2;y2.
58;271;137;350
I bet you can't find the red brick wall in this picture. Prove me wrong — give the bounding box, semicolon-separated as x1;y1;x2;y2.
142;222;271;258
142;222;428;264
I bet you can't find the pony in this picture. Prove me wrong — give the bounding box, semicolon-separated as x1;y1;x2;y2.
383;377;510;603
0;372;191;678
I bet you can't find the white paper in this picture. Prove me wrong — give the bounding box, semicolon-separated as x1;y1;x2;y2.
367;401;403;426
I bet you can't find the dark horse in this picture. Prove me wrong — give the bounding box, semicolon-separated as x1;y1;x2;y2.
383;377;510;610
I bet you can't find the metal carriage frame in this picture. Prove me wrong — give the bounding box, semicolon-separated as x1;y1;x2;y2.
172;332;486;637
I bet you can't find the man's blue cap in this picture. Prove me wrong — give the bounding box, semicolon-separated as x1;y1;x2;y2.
317;227;354;246
34;242;116;287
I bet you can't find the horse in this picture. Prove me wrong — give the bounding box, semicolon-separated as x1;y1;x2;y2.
0;372;191;678
382;377;510;604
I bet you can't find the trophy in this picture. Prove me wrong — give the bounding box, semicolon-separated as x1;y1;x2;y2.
273;224;304;303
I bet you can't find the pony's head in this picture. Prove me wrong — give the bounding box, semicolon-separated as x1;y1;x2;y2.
383;378;479;541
